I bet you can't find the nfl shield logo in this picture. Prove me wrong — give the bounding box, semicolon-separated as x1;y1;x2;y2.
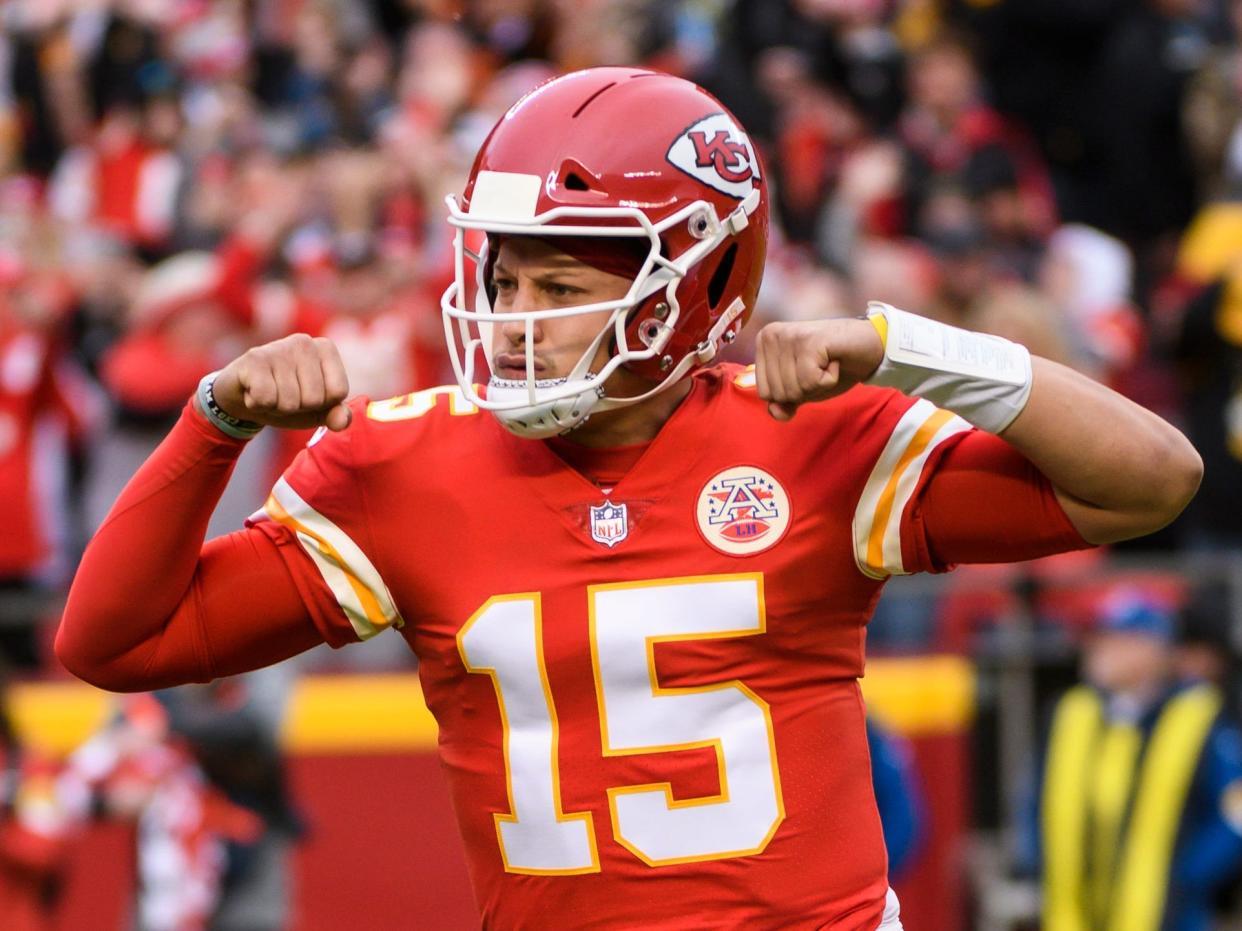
589;501;628;548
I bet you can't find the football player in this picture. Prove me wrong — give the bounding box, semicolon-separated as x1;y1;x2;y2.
56;69;1201;930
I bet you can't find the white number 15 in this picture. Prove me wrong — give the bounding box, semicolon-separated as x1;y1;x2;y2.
457;573;785;875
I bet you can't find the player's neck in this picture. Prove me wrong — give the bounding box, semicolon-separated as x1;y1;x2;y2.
559;378;694;448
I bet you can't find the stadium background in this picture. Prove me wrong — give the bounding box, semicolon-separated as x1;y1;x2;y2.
1;0;1241;928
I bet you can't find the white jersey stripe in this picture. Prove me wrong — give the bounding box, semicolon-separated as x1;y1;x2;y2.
852;399;972;579
263;478;403;639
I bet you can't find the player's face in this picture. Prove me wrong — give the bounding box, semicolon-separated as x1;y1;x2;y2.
490;237;632;382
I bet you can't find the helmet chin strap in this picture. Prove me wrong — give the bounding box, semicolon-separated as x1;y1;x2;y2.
485;304;623;438
487;374;604;439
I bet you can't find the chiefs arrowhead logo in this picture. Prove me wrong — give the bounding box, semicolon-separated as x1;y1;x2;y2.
667;113;761;200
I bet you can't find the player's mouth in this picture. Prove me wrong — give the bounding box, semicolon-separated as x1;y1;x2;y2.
494;352;549;379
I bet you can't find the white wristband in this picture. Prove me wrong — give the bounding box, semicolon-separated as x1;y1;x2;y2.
196;371;263;440
864;302;1032;434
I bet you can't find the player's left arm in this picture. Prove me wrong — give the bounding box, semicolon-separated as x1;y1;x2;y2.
992;357;1201;543
755;310;1202;545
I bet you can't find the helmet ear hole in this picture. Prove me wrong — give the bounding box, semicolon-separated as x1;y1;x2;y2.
707;244;738;309
565;173;590;191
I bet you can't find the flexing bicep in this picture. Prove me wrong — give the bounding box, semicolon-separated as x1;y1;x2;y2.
56;401;339;692
58;398;394;691
908;430;1092;572
58;528;323;691
996;358;1200;543
166;529;325;682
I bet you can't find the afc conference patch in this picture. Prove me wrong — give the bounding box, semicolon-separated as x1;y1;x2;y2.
696;466;791;556
590;501;629;548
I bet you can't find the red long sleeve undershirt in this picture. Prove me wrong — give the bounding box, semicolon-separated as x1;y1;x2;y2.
55;403;322;692
56;395;1089;693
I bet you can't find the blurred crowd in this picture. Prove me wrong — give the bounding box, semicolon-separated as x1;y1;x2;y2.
4;0;1242;589
4;0;1242;927
4;0;1242;594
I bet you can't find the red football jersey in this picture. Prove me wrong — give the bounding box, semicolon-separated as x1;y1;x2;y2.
249;364;1083;929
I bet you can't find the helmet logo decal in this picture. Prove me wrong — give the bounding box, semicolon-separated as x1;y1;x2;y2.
667;113;761;200
691;131;753;183
695;466;790;556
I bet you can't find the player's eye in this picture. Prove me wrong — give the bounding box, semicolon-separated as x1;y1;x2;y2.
492;276;517;294
544;282;581;298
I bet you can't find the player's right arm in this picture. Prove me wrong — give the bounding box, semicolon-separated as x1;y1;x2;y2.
55;335;353;692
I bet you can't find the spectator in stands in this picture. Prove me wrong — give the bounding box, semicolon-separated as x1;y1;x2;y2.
1082;0;1209;280
1176;581;1241;710
56;693;264;931
1183;0;1242;203
1027;589;1242;931
916;183;995;326
48;92;186;260
898;29;1054;256
1039;224;1143;385
0;737;69;931
0;253;98;656
1169;216;1242;546
1174;578;1242;926
156;680;303;931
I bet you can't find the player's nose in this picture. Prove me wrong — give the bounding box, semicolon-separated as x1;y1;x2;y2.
498;289;545;344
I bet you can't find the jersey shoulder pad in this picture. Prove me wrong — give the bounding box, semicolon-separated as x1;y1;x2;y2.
362;384;481;425
712;363;768;414
334;385;487;463
715;362;760;393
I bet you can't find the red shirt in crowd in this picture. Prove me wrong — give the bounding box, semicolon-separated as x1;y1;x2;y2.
0;316;93;579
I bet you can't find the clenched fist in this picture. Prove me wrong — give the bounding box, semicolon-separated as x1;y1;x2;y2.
755;317;885;421
213;334;352;431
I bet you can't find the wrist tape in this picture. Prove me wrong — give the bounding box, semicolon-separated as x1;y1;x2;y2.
864;302;1032;434
196;371;262;440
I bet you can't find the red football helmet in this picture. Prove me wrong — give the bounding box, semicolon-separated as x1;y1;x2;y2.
440;66;769;437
